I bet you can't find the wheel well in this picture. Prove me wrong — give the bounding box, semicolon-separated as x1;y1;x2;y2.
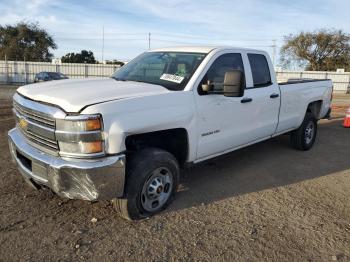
307;100;322;118
125;128;189;166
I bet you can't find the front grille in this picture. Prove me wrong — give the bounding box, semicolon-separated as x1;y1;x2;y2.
14;101;55;128
13;95;60;154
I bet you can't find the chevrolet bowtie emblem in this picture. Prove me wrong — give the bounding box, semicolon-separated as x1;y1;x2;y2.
19;118;28;130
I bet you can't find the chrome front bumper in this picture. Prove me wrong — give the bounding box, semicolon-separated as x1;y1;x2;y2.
8;128;126;201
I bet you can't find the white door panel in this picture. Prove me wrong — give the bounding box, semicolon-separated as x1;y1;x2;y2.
196;84;280;159
243;85;280;138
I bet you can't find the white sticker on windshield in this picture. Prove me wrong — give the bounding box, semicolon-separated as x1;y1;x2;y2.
160;74;184;84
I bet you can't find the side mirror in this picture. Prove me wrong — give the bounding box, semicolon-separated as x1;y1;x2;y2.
201;80;213;92
223;70;244;97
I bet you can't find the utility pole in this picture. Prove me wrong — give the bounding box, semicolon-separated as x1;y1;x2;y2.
148;32;151;50
271;39;277;67
102;26;105;63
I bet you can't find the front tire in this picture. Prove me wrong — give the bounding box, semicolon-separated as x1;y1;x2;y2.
112;148;179;220
290;112;318;151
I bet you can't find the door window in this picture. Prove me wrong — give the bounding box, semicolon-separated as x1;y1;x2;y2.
248;54;272;87
200;53;245;93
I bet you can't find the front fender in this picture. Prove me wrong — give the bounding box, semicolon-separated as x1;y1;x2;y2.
81;91;197;161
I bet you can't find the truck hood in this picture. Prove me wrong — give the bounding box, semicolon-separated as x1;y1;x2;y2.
16;78;170;112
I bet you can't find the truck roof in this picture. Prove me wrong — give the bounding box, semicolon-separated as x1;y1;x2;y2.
150;46;263;54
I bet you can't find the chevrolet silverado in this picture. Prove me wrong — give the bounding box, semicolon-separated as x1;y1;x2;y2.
8;46;333;220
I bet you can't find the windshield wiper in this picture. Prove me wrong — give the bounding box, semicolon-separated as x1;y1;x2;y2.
111;77;126;81
112;77;162;87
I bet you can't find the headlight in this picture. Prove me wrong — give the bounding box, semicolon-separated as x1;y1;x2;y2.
56;115;104;157
56;115;102;132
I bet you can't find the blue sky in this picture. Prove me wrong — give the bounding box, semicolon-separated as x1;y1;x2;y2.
1;0;350;63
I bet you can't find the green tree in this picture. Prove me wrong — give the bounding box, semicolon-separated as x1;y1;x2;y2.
61;50;97;63
280;29;350;71
0;22;56;61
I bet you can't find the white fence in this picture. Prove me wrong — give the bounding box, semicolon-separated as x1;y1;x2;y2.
0;60;121;84
0;60;349;93
276;71;350;94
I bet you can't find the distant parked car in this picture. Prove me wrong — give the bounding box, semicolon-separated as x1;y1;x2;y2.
34;72;68;83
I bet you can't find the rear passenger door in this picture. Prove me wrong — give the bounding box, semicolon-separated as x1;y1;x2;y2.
243;53;280;141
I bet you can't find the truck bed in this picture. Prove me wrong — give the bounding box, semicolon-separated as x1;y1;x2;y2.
276;79;332;134
279;79;331;85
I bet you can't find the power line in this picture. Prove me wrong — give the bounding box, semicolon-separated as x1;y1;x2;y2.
56;37;282;42
153;32;284;41
103;33;148;35
54;32;284;42
151;38;274;47
55;37;147;41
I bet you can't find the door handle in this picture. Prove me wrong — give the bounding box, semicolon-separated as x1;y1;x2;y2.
270;93;279;99
241;98;253;103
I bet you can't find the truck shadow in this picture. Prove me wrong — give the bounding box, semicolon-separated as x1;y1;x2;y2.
168;119;350;213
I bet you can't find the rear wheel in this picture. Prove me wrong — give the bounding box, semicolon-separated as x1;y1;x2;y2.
112;148;179;220
290;112;318;151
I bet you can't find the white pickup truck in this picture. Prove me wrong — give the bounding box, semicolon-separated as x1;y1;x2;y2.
8;46;333;220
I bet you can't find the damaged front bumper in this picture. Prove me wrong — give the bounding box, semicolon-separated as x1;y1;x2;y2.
8;128;126;201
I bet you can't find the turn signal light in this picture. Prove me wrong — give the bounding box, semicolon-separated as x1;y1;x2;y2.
86;118;102;131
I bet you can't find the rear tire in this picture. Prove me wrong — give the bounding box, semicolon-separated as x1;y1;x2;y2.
112;148;179;220
290;112;318;151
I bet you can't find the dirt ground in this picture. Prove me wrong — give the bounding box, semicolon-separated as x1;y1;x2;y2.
0;85;350;261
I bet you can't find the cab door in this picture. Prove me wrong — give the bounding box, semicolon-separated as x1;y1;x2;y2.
194;52;280;160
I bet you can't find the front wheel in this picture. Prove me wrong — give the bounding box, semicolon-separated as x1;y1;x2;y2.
290;112;318;151
112;148;179;220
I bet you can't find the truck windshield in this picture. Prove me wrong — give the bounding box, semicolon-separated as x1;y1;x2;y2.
111;52;207;91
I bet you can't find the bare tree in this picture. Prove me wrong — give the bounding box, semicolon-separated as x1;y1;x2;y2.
280;29;350;71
